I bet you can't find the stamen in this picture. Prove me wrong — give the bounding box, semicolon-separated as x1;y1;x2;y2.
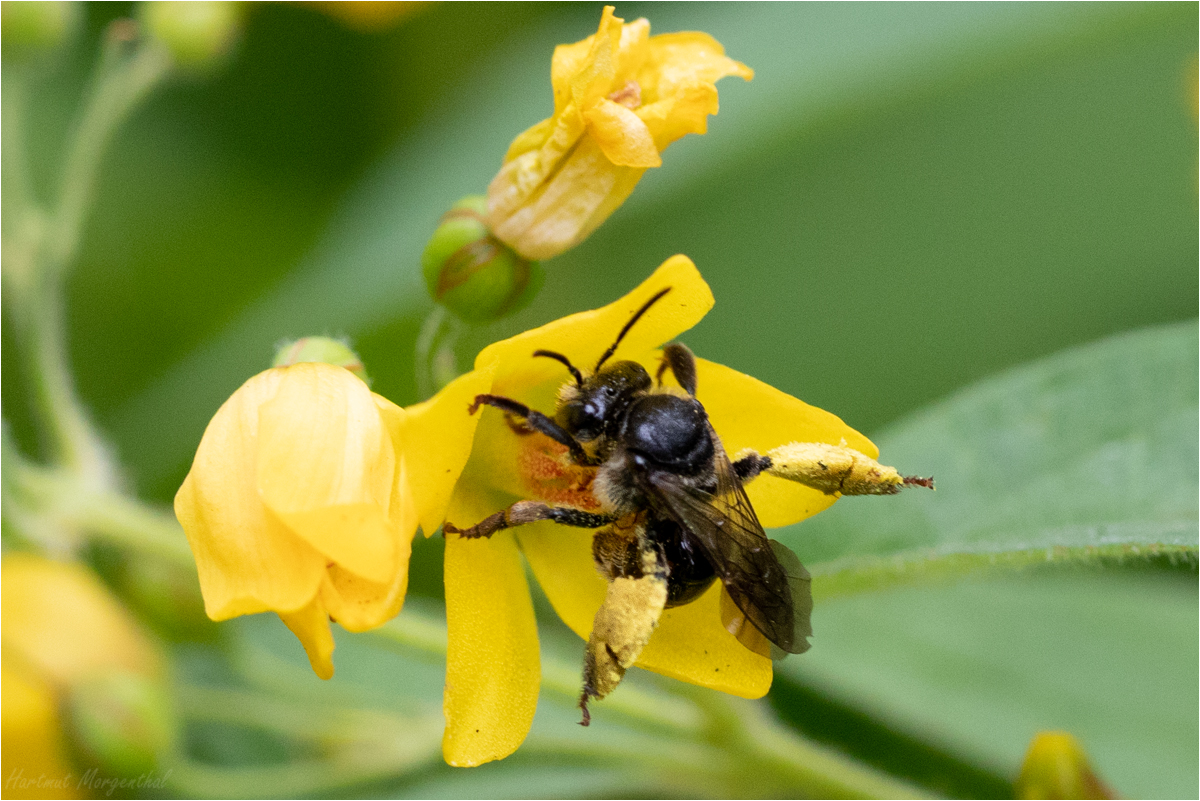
607;79;642;109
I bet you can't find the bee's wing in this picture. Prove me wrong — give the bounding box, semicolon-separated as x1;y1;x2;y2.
644;431;812;655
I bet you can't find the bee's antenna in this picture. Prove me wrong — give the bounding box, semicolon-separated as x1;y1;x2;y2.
595;287;672;372
533;350;584;387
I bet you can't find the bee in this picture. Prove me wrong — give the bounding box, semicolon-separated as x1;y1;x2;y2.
444;287;813;723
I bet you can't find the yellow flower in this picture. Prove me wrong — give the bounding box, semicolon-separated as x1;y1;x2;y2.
439;255;878;766
174;361;489;679
485;7;753;260
2;553;161;799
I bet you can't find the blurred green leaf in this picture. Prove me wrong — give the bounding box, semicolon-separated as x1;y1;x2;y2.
766;320;1197;797
782;320;1197;593
777;570;1198;799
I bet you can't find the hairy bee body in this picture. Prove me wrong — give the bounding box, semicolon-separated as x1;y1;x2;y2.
445;288;812;724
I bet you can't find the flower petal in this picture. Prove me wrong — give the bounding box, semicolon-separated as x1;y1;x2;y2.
319;450;420;632
517;523;771;698
636;582;772;698
442;491;540;767
639;31;753;101
279;595;336;680
1;660;80;799
585;98;662;168
255;364;397;583
638;81;720;151
1;554;160;687
175;369;326;619
691;357;878;529
476;254;713;383
399;367;496;538
566;5;623;114
489;135;643;261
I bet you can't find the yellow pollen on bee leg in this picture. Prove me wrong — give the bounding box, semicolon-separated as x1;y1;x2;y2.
761;442;909;496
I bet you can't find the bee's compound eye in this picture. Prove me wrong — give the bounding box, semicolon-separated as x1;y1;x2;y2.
562;401;601;441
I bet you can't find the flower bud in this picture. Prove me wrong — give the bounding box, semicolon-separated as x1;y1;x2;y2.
66;671;173;778
273;336;370;384
140;1;240;69
1;1;81;59
422;195;543;324
1016;731;1115;799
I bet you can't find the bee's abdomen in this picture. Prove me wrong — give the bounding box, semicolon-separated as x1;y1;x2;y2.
647;518;717;607
624;394;713;475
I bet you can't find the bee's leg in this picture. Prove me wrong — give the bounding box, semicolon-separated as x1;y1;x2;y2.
654;343;697;396
741;442;934;495
467;393;596;465
443;500;616;539
579;530;668;726
731;450;773;484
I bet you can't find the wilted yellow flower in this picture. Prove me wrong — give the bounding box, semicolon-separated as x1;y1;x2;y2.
174;362;488;678
438;255;879;766
1017;731;1116;800
486;7;753;260
2;553;162;799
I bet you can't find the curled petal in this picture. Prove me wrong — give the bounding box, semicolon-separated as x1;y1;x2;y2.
279;595;336;680
443;491;540;767
255;364;397;583
489;136;643;261
638;81;720;151
585;98;662;168
639;32;754;100
175;369;326;620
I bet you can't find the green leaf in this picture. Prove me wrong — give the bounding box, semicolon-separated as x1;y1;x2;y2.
777;571;1198;799
780;320;1198;596
768;322;1198;797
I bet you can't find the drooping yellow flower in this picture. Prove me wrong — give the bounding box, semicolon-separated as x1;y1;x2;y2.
2;553;162;799
174;361;489;678
439;255;879;766
486;7;753;261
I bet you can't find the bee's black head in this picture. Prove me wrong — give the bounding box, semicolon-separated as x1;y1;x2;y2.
533;286;672;443
557;360;651;442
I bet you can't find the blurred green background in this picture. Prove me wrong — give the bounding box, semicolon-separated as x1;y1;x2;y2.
2;2;1195;797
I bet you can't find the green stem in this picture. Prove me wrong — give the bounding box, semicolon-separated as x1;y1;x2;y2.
4;447;193;565
415;305;447;400
657;680;930;799
47;24;172;277
3;24;171;485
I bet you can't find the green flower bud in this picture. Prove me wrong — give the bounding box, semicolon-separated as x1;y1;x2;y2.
422;195;544;324
140;1;240;69
273;336;370;384
1;1;81;59
66;670;173;778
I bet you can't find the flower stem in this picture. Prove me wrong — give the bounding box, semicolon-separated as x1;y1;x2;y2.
2;22;171;488
3;441;193;565
47;23;172;277
680;685;930;798
415;305;447;400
